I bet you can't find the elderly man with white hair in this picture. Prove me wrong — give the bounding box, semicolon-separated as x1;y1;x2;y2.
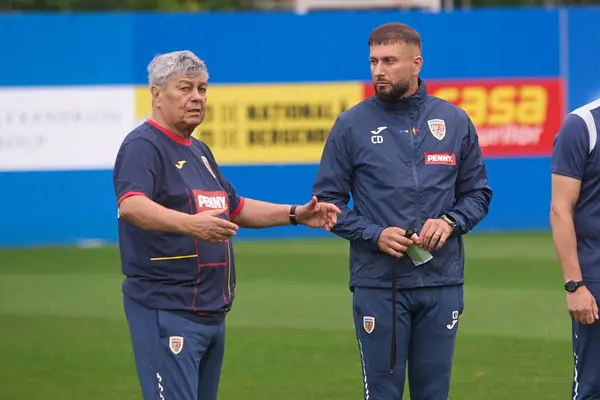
113;50;340;400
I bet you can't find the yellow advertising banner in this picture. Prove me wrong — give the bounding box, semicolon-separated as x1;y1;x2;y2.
135;82;364;165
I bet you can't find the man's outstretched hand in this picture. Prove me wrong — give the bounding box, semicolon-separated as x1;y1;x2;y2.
296;196;341;231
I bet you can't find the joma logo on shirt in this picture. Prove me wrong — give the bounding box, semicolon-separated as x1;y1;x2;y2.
424;152;456;165
192;190;229;213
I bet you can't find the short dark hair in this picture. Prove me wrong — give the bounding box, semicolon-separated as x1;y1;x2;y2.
368;22;422;51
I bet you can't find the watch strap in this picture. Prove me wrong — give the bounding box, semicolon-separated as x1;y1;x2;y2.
441;214;456;229
289;205;298;226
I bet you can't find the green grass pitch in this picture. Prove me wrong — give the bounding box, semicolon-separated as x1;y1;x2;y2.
0;232;574;399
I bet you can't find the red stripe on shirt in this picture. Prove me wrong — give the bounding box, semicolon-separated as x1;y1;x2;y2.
230;197;245;221
118;191;147;206
147;119;192;146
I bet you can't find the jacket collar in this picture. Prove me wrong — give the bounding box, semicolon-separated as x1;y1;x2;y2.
372;78;428;111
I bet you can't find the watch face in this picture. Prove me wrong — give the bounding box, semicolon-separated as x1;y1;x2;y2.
566;281;577;292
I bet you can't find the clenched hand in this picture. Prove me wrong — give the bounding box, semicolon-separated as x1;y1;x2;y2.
377;227;419;258
185;208;239;243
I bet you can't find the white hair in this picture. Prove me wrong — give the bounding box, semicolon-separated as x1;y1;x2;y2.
147;50;209;88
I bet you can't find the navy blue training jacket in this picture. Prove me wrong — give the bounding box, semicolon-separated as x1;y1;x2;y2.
312;79;492;290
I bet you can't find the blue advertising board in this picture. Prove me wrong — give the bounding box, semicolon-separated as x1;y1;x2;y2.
1;7;599;246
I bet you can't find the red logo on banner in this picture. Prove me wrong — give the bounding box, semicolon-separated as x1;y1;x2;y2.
364;78;565;158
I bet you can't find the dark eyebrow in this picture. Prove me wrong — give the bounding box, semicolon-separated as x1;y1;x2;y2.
370;56;397;61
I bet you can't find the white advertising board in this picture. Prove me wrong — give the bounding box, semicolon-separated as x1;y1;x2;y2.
0;86;136;171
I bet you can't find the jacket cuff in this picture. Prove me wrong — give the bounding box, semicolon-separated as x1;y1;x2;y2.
362;224;385;249
446;211;466;234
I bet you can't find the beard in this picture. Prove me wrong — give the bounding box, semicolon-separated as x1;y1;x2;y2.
373;79;412;102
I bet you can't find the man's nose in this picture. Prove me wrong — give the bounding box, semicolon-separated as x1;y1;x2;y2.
372;62;384;77
190;89;204;102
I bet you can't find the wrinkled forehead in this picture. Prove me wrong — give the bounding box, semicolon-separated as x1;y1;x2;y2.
167;73;208;87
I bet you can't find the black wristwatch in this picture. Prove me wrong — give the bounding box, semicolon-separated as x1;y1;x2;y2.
289;205;298;226
565;280;586;293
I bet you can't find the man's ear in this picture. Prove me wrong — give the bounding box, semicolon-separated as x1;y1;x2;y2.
151;85;161;107
413;55;423;76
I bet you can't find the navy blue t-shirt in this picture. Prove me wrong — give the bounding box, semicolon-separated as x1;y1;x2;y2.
551;99;600;282
113;120;245;323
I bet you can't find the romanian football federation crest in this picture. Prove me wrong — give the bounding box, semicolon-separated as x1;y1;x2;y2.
169;336;184;355
427;119;446;140
363;316;375;334
201;156;217;179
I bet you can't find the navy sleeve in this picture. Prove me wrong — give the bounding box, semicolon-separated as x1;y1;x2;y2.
113;138;161;206
446;117;493;234
201;144;245;219
312;116;384;249
551;113;590;181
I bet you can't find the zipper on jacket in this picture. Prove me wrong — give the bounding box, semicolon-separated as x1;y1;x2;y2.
407;116;425;289
407;116;422;230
